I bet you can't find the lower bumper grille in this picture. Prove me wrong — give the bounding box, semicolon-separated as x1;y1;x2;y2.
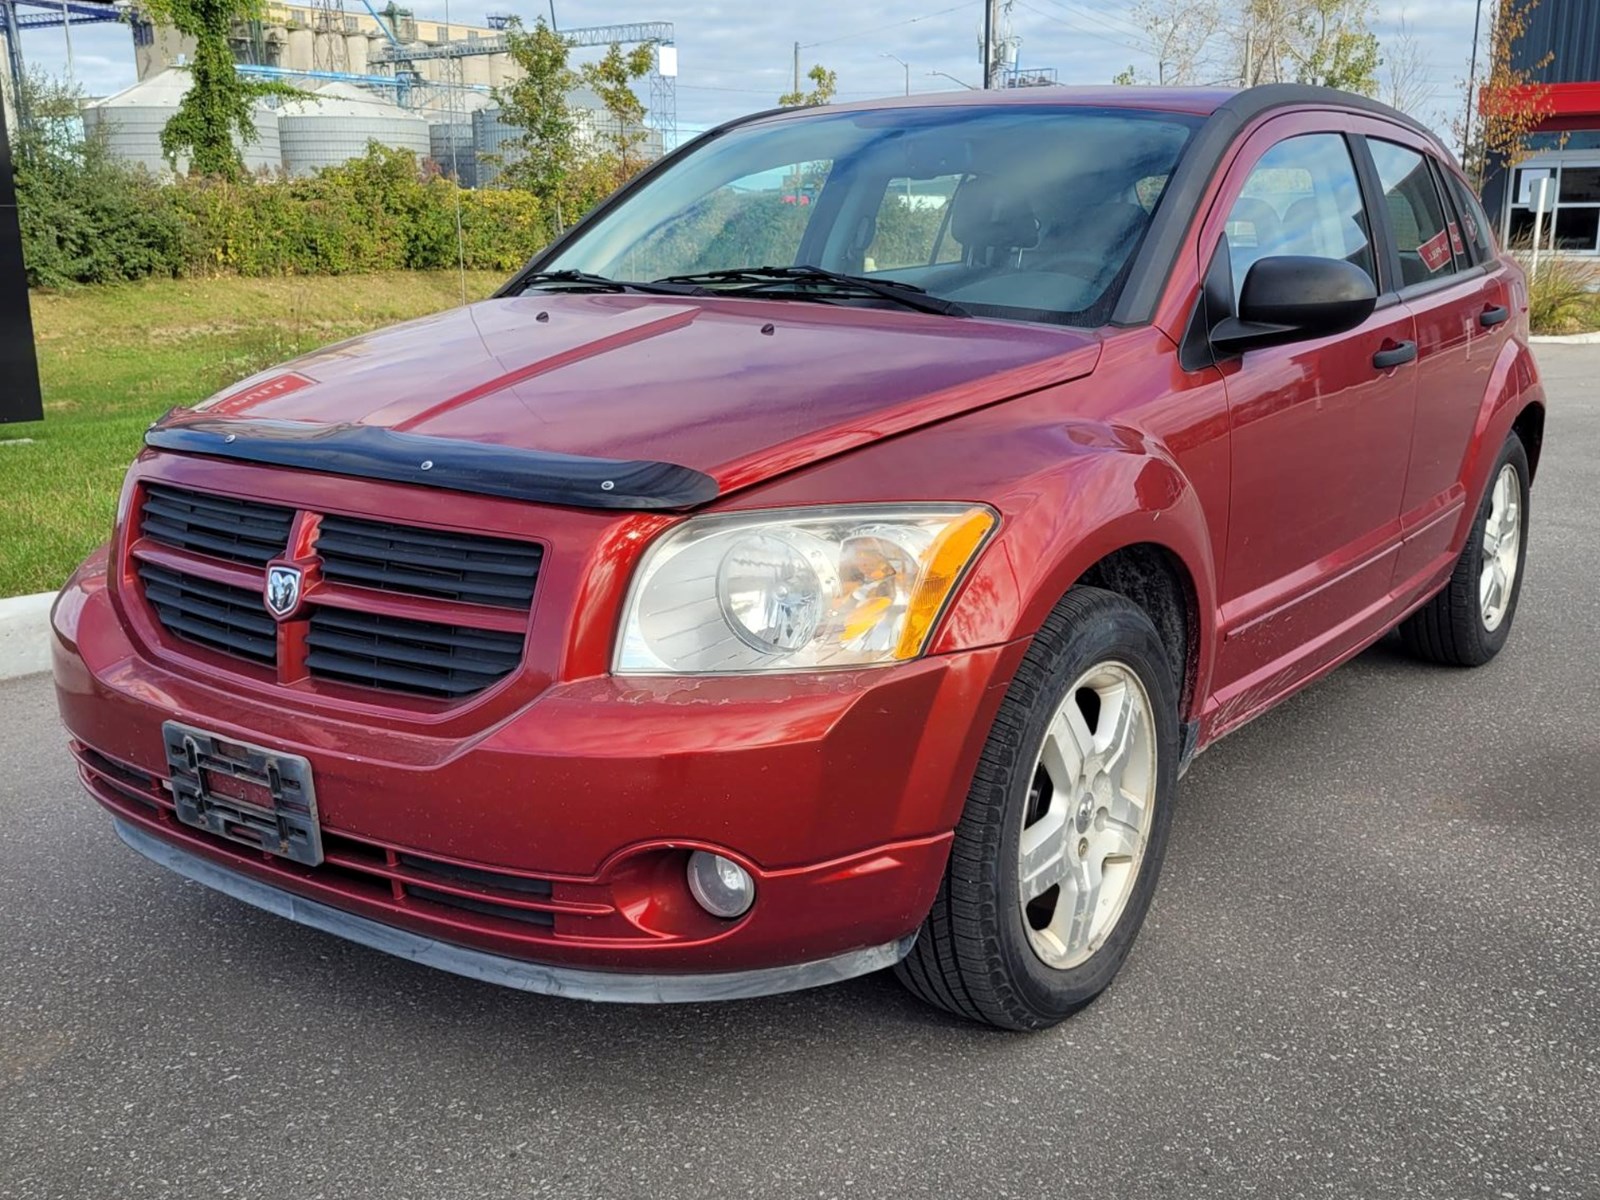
74;743;590;938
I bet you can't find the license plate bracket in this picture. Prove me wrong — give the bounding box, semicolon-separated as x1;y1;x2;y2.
162;722;323;866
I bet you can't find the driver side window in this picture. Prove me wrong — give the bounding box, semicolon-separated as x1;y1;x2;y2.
1225;134;1376;303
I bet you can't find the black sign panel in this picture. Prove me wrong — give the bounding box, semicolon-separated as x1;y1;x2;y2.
0;96;43;425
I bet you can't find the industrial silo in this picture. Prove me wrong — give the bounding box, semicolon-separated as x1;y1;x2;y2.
425;91;487;188
83;69;280;177
277;82;430;176
472;105;520;188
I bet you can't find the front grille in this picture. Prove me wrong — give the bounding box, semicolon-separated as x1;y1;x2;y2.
137;562;278;665
142;484;295;565
306;608;524;698
133;482;539;702
316;515;543;609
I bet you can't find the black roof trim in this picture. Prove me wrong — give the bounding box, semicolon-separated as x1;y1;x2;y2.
146;419;721;511
1113;84;1443;325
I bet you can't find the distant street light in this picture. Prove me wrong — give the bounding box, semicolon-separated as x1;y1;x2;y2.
882;52;911;96
926;70;976;90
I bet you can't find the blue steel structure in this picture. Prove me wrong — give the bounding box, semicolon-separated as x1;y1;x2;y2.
0;0;124;124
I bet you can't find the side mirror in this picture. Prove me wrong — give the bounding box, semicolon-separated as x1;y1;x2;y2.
1210;255;1377;355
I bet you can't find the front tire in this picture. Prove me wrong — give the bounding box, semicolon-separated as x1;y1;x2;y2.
896;587;1179;1030
1399;433;1531;667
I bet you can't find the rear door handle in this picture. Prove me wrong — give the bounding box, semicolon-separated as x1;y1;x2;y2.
1372;340;1418;370
1480;304;1510;328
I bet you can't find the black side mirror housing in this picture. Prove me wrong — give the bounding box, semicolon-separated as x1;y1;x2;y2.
1209;255;1378;355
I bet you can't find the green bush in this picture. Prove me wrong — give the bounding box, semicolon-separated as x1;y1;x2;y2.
16;95;553;286
166;146;551;277
1513;250;1597;335
13;83;188;287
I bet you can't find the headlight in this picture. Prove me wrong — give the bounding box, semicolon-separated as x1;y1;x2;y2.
616;505;996;675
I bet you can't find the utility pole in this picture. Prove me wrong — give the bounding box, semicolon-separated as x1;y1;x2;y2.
882;52;910;96
1463;0;1486;164
793;41;800;98
1242;30;1254;86
982;0;998;89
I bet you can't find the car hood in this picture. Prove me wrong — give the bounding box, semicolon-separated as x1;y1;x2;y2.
186;293;1102;496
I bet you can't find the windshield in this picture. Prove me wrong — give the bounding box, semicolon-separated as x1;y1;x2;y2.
537;104;1200;327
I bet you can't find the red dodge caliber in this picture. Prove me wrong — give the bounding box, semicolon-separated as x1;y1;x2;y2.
54;85;1545;1029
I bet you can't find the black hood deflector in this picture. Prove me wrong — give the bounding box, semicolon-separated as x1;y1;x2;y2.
146;418;721;511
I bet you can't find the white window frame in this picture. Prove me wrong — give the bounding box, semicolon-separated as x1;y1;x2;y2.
1502;153;1600;256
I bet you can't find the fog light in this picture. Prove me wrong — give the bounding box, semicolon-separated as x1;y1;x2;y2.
686;851;755;919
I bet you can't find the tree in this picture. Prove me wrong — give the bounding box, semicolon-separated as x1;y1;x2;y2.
780;64;837;108
1460;0;1555;187
1379;14;1432;117
491;20;657;227
1115;0;1223;86
491;16;583;220
140;0;299;180
1118;0;1381;92
1294;1;1381;91
580;41;658;184
1234;0;1380;93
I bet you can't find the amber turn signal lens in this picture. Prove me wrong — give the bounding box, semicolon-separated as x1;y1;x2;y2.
896;507;996;659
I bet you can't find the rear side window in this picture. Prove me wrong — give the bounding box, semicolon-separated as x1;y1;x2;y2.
1369;139;1458;286
1225;133;1376;302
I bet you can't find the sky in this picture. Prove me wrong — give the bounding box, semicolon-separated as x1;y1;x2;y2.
12;0;1482;146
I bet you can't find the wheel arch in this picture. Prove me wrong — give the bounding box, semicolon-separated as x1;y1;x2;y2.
1075;543;1201;720
933;447;1220;724
1512;400;1545;481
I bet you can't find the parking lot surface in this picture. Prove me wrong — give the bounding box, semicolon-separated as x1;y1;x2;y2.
2;347;1597;1200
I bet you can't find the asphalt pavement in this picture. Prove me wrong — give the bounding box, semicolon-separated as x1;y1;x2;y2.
2;346;1597;1200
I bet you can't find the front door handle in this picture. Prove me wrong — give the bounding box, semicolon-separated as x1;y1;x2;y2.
1480;304;1510;328
1372;340;1418;370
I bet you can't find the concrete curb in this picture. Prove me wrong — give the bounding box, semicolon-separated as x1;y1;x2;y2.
1530;331;1600;344
0;592;57;681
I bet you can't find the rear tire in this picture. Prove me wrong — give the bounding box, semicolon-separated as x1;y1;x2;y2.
896;587;1179;1031
1399;433;1530;667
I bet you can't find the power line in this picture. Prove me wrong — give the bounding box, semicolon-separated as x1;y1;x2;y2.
1036;0;1152;44
801;2;975;51
677;83;885;98
1012;0;1153;57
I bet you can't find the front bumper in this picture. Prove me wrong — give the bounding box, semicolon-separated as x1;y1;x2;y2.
56;551;1025;985
113;819;915;1001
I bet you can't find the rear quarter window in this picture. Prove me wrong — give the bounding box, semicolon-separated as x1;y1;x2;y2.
1444;170;1497;261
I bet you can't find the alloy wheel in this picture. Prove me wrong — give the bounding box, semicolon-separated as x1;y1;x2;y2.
1017;660;1157;970
1480;463;1522;633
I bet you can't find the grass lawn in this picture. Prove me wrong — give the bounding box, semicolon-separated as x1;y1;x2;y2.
0;271;504;597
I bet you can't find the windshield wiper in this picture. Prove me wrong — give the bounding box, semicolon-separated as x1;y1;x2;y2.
512;270;710;297
656;266;969;317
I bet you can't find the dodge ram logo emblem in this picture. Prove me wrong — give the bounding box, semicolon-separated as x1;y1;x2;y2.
265;565;303;619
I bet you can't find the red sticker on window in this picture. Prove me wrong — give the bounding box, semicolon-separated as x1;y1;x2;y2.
210;372;316;413
1418;229;1453;273
1447;221;1466;257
